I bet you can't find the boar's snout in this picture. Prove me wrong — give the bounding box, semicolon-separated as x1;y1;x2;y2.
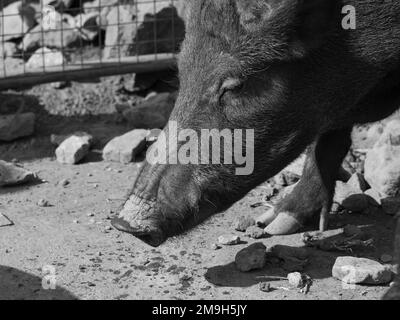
111;161;205;247
112;216;165;247
111;190;169;247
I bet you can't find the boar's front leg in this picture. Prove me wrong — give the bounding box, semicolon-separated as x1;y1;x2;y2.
258;128;352;235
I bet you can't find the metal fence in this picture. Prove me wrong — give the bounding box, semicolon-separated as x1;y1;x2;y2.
0;0;184;90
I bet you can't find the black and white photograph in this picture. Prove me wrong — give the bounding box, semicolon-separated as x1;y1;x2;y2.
0;0;399;304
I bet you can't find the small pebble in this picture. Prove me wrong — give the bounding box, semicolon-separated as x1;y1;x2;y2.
180;274;192;281
73;219;80;224
287;272;303;288
87;212;95;217
37;199;50;207
59;179;70;187
211;243;221;250
218;235;241;245
259;282;272;292
245;226;265;239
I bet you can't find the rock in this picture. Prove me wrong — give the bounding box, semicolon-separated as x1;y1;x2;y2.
0;161;36;187
37;199;50;207
364;120;400;198
21;19;79;52
287;272;303;288
271;245;309;260
235;242;267;272
211;243;221;250
0;213;13;227
50;131;90;146
0;113;35;141
381;254;393;263
103;5;136;59
75;12;100;41
259;282;272;292
245;226;265;239
59;179;70;187
232;215;255;232
332;256;393;285
0;58;24;76
26;47;65;69
103;129;149;164
55;133;93;164
1;1;36;41
381;197;400;216
218;235;241;246
0;42;17;58
122;92;177;129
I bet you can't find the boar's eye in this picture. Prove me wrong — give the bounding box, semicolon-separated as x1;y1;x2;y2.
221;78;242;92
219;78;243;103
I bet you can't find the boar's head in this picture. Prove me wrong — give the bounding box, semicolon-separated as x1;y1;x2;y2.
112;0;340;246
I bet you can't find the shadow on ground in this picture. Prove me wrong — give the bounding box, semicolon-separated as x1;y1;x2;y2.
205;211;396;288
0;265;77;300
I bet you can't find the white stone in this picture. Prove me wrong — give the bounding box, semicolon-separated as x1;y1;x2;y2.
364;120;400;198
103;129;149;164
26;47;65;69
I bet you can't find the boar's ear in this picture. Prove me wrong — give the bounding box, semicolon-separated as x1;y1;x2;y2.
235;0;279;33
235;0;336;57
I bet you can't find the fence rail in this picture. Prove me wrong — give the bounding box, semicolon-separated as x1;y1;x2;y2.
0;0;184;90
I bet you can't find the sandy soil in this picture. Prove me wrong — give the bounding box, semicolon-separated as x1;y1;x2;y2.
0;82;397;300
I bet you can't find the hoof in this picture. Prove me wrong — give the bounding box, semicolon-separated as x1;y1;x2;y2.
256;207;277;227
264;212;303;235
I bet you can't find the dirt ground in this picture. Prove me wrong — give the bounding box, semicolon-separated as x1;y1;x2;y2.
0;79;397;300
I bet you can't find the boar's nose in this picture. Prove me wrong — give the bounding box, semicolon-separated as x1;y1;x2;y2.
111;217;166;247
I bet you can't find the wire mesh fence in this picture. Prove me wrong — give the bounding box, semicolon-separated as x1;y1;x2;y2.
0;0;185;90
